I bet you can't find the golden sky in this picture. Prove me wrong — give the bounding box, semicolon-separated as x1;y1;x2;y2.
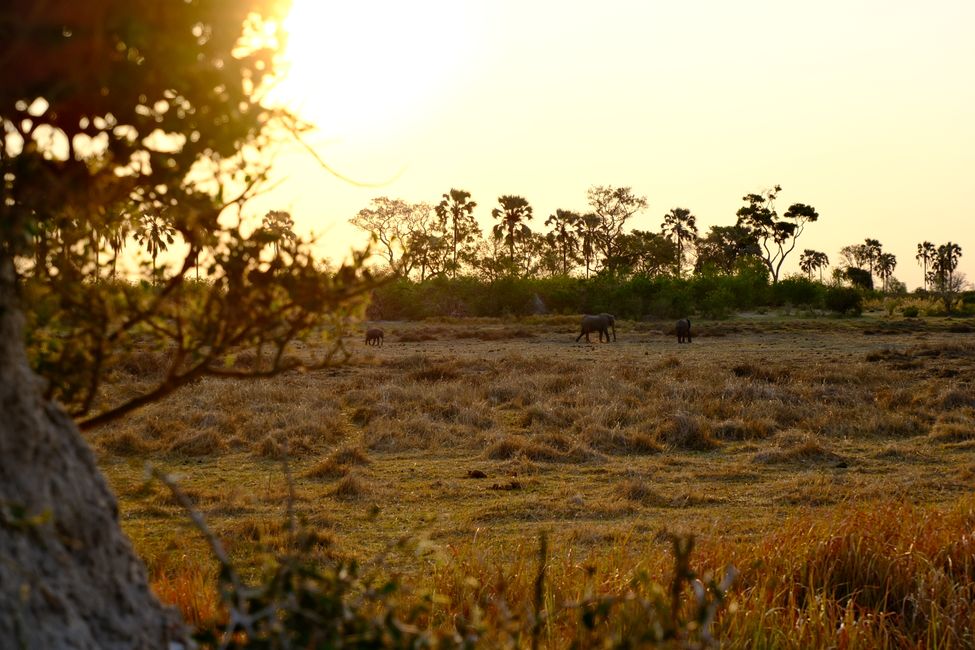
254;0;975;289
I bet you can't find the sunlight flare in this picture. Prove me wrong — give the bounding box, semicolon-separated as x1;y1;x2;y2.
277;0;472;137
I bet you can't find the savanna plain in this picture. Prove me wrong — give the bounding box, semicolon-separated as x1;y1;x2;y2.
90;315;975;647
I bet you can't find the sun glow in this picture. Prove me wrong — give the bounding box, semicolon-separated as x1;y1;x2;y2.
276;0;472;138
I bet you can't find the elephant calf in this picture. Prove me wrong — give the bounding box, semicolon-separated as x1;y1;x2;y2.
576;313;616;343
676;318;692;343
365;327;384;347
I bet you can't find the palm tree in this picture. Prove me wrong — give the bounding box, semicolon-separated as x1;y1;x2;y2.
863;238;883;284
435;189;478;278
875;252;897;292
544;209;581;276
576;212;602;278
491;195;533;267
660;207;698;277
916;241;936;291
799;249;829;282
933;242;963;290
135;213;176;282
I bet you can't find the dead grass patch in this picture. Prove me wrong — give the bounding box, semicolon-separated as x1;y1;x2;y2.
168;429;226;457
712;418;777;441
303;444;370;480
658;413;717;451
96;429;155;455
929;419;975;443
753;431;843;465
333;472;371;500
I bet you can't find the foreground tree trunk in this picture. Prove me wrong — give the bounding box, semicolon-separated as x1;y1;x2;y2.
0;259;182;648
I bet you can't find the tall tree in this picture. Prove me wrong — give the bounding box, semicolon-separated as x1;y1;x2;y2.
798;249;830;282
863;238;883;284
839;243;871;271
735;185;819;283
931;242;963;292
916;241;936;291
586;185;648;270
544;209;582;276
491;195;533;268
660;207;698;277
435;188;479;277
875;252;897;292
0;1;376;644
575;212;603;279
351;197;433;277
134;212;177;280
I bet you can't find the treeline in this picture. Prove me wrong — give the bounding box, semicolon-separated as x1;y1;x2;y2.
351;185;965;303
367;265;875;320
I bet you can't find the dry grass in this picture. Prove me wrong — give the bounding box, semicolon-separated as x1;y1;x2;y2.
89;315;975;646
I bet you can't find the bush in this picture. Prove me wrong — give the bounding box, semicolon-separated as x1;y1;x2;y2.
825;287;863;316
902;306;920;318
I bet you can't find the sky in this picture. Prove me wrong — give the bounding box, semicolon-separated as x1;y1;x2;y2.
248;0;975;290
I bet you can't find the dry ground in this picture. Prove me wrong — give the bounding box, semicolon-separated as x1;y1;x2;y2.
88;315;975;630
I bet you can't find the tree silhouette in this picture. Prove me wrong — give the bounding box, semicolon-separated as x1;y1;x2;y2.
491;195;533;269
586;185;648;269
660;207;698;277
863;238;883;285
610;230;676;277
261;210;297;256
694;225;760;274
916;241;936;291
544;209;582;275
735;185;819;283
134;212;177;281
930;242;963;311
799;249;830;282
875;252;897;292
435;188;479;278
576;212;603;278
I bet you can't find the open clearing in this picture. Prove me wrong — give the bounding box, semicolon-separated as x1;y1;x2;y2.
89;316;975;627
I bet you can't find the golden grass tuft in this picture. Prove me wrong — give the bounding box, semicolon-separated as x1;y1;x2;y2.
333;472;370;500
304;445;370;480
615;477;668;506
167;429;225;456
929;418;975;443
657;413;717;450
753;430;844;465
96;429;154;455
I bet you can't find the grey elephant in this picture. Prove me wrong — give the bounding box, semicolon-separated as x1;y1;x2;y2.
365;327;384;347
576;313;616;343
676;318;691;343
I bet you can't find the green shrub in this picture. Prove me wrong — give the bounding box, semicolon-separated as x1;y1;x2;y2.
825;286;863;316
902;306;920;318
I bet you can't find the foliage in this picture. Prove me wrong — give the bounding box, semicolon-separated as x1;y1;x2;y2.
586;185;649;270
734;185;819;283
824;286;863;315
2;0;380;429
660;207;698;278
435;189;480;278
366;266;775;320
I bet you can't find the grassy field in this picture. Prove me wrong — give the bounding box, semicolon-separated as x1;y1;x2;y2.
88;314;975;646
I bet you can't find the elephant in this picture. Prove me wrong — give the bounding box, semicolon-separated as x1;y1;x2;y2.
576;313;616;343
676;318;691;343
365;327;384;347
